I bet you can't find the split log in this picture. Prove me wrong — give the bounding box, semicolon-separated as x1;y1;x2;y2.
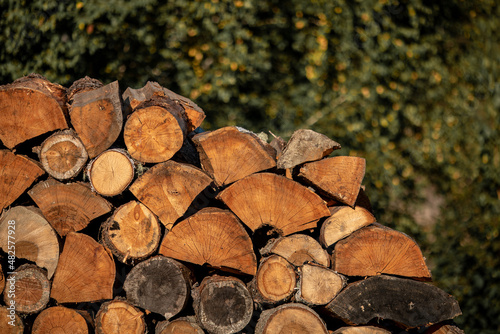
192;275;253;334
218;173;330;236
261;234;330;267
333;224;431;280
159;207;257;276
124;95;187;163
320;206;376;248
28;178;112;236
331;326;391;334
295;263;345;306
0;150;45;211
3;264;50;314
325;275;462;328
51;232;115;303
155;316;205;334
0;304;24;333
100;201;161;263
67;76;104;102
129;160;213;229
95;299;146;334
0;206;59;278
32;306;88;334
255;303;328;334
299;156;366;207
87;148;135;197
0;73;68;149
191;126;276;187
70;80;123;158
425;323;465;334
277;129;341;169
36;129;88;180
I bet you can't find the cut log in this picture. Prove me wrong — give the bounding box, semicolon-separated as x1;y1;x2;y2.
0;264;4;294
159;207;257;276
0;150;45;211
37;129;88;180
67;76;104;102
277;129;341;169
0;206;59;278
28;178;112;236
124;255;193;319
0;73;68;149
87;148;135;197
333;224;431;280
331;326;391;334
218;173;330;236
0;305;24;333
32;306;88;334
325;275;462;328
70;80;123;158
100;201;161;263
191;126;276;187
95;299;146;334
299;156;366;207
261;234;330;267
255;303;328;334
124;95;187;163
129;160;213;229
162;86;206;132
268;131;287;160
295;263;345;306
51;232;115;303
155;316;204;334
3;264;50;314
320;206;376;248
425;323;465;334
192;275;253;334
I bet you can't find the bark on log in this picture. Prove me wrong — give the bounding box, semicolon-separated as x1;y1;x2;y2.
331;326;391;334
0;264;4;295
425;323;465;334
95;299;146;334
295;263;345;306
159;207;257;276
51;232;115;303
32;306;88;334
255;303;328;334
155;316;205;334
218;173;330;236
261;234;330;267
0;305;24;333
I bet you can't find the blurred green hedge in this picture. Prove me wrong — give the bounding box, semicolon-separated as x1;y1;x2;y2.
1;0;499;332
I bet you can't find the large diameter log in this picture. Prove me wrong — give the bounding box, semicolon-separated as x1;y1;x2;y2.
0;150;45;211
218;173;330;236
95;300;146;334
70;80;123;158
255;303;328;334
0;73;68;149
0;305;24;333
261;234;330;267
51;232;115;303
191;126;276;187
326;275;462;328
156;316;205;334
129;160;213;229
0;206;59;278
192;275;253;334
296;263;346;306
124;256;193;319
32;306;88;334
333;224;431;280
159;207;257;276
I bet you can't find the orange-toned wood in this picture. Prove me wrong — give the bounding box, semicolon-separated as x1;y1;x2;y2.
0;305;24;333
155;316;204;334
261;234;330;267
32;306;88;334
95;300;146;334
255;303;328;334
296;263;345;306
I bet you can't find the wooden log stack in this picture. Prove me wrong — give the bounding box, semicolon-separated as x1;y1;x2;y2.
0;74;463;334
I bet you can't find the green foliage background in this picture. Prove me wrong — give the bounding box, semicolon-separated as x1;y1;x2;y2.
1;0;499;332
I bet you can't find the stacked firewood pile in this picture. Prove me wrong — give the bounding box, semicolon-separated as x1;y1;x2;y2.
0;74;463;333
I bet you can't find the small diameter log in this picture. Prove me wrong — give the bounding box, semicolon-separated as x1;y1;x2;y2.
261;234;330;267
0;305;24;333
218;173;330;236
28;178;112;236
295;263;345;306
155;316;204;334
32;306;88;334
95;299;146;334
51;232;115;303
87;149;135;197
320;206;376;248
0;150;44;211
129;160;213;229
70;80;123;158
0;264;4;294
0;206;59;278
3;264;50;314
101;201;161;263
124;256;193;319
331;326;391;334
192;126;276;187
0;73;68;149
160;207;257;276
425;323;465;334
333;224;431;280
37;129;88;180
325;275;462;328
124;95;187;163
255;303;328;334
299;156;366;207
192;275;253;334
277;129;341;169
